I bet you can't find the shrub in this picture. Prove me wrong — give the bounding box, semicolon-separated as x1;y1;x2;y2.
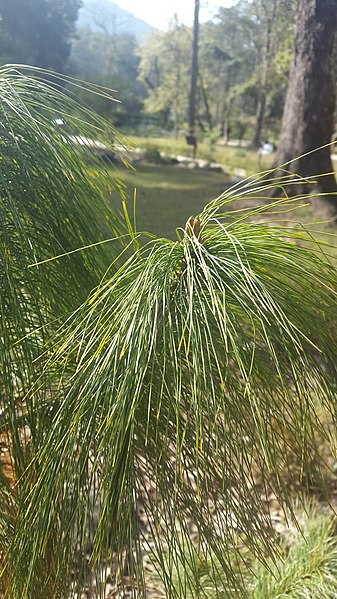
143;144;164;163
1;67;337;598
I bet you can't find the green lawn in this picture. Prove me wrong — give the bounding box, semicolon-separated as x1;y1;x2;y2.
115;158;337;249
119;162;229;239
131;135;274;176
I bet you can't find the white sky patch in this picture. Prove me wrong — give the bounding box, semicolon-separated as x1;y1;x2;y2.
113;0;233;29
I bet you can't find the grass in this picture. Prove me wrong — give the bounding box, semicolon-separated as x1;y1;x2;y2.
125;137;337;246
154;506;337;598
251;509;337;598
119;163;228;239
117;161;337;244
131;135;274;175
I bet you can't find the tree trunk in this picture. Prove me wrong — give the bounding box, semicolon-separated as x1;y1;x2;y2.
252;0;277;149
173;64;181;138
199;71;213;131
252;90;266;149
188;0;200;158
273;0;337;213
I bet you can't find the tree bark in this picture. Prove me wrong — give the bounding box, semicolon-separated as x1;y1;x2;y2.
188;0;200;158
272;0;337;213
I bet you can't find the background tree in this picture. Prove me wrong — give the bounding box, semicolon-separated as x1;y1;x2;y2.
68;28;145;127
273;0;337;211
138;24;191;130
250;0;278;148
137;0;294;142
187;0;200;155
198;5;259;142
0;0;82;71
232;0;295;147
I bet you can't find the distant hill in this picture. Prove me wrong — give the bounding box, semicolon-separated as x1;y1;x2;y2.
76;0;154;43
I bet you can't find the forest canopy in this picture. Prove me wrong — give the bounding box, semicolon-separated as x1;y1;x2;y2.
0;0;297;142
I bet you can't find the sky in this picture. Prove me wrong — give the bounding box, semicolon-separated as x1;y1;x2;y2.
113;1;233;30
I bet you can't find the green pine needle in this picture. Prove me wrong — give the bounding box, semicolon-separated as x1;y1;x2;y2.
2;66;337;599
9;181;337;597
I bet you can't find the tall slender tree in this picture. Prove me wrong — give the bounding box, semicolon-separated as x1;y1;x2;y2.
187;0;200;157
273;0;337;212
251;0;277;148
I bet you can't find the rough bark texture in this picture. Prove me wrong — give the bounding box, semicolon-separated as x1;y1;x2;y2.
273;0;337;213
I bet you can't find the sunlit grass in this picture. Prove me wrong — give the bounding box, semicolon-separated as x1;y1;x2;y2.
132;135;273;175
118;163;228;238
116;162;337;247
